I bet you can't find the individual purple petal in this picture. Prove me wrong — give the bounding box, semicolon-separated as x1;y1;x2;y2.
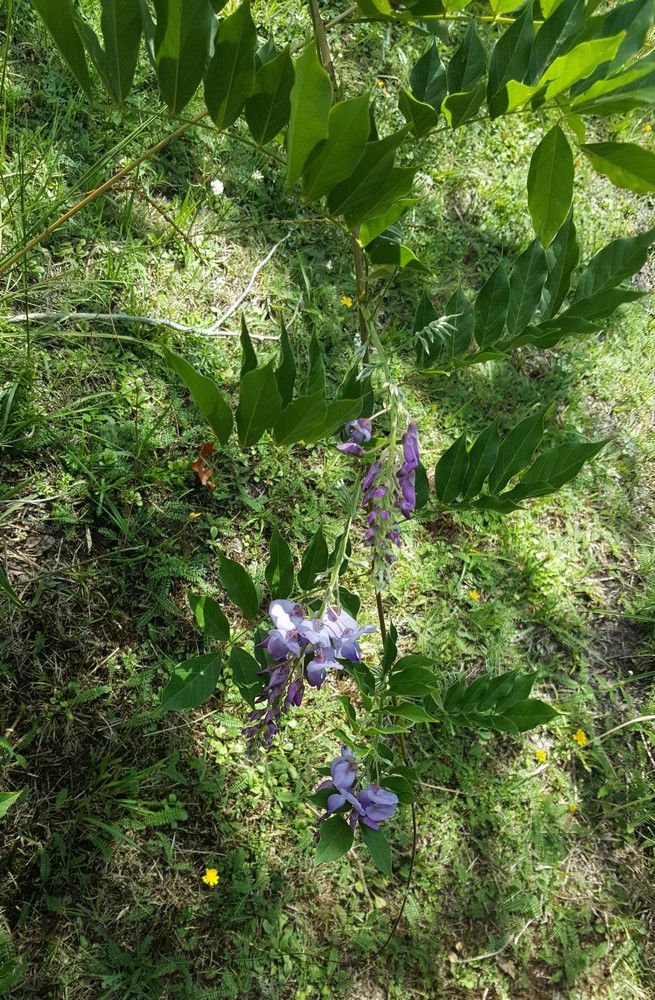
286;678;304;707
337;441;365;457
326;792;347;814
345;418;373;444
330;756;357;790
305;658;327;688
269;599;305;631
362;460;381;492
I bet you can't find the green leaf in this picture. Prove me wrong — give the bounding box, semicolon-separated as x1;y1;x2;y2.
0;790;22;820
359;197;419;246
441;81;486;128
275;320;296;407
302;96;370;202
229;646;262;707
572;227;655;303
265;528;295;598
389;667;440;696
540;211;579;320
502;698;559;731
339;587;360;618
527;0;586;83
474;262;509;347
304;333;326;396
188;594;230;641
327;130;408;221
487;1;536;118
581;142;655;194
153;0;214;114
99;0;142;104
528;126;574;247
236;360;282;448
160;653;220;712
388;702;435;723
507;239;549;334
218;552;259;619
361;825;392;876
286;42;333;189
539;34;625;99
245;45;294;146
0;565;24;608
164;349;233;443
572;0;655;94
462;420;500;500
205;0;256;129
488;406;550;494
315;816;354;864
398;89;441;137
410;41;447;108
239;315;257;376
309;398;363;444
273;393;327;445
447;22;486;92
435;431;468;504
366;226;427;272
31;0;92;94
298;528;329;591
518;438;608;494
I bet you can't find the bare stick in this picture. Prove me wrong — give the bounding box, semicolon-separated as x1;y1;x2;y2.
208;233;290;330
2;312;279;341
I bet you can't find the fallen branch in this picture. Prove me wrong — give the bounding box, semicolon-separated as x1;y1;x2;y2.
209;233;290;330
2;311;279;341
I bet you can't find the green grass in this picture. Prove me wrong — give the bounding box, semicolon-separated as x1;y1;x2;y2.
1;3;655;997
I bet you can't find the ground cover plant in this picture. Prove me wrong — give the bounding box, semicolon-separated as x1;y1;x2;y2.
1;0;655;995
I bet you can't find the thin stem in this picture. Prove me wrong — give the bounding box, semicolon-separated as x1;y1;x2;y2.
0;110;209;278
308;0;340;93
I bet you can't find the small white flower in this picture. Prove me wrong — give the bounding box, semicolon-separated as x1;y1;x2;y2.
251;170;264;181
326;259;333;271
210;178;225;197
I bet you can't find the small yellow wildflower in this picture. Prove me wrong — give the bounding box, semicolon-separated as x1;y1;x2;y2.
644;123;652;132
468;589;481;601
535;748;548;764
341;295;354;308
376;79;385;88
573;728;589;747
568;802;578;814
202;868;220;887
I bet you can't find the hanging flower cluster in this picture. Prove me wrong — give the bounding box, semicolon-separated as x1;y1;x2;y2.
316;746;399;831
243;600;375;749
338;418;421;591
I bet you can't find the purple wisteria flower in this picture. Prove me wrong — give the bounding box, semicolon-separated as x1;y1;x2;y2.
337;417;373;457
338;418;420;591
316;746;399;832
243;601;376;750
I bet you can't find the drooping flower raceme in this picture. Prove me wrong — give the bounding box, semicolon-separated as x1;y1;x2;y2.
243;601;375;750
316;745;399;831
338;417;421;591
